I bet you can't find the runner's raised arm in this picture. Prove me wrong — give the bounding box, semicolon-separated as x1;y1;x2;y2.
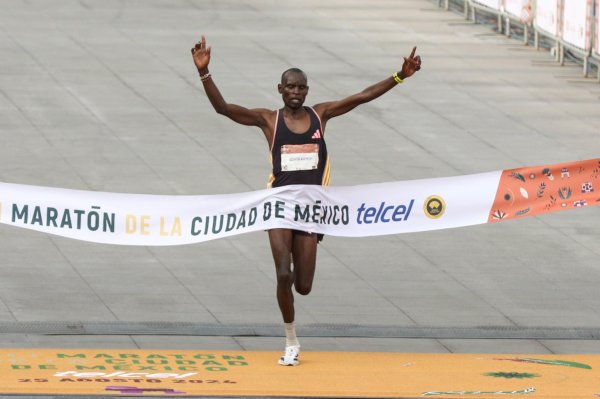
314;47;422;126
191;36;274;131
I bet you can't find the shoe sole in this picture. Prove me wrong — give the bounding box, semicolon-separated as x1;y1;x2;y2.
278;361;299;366
278;359;299;366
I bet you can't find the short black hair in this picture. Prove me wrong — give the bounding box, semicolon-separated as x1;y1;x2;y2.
281;67;305;84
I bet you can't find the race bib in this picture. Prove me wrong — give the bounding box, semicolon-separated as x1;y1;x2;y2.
280;144;319;171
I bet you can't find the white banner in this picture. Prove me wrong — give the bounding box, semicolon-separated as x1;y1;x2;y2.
561;0;591;50
504;0;523;16
504;0;531;22
0;159;598;246
535;0;561;36
0;173;500;246
595;0;600;54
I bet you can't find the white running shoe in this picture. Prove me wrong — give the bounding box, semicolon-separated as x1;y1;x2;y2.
278;345;300;366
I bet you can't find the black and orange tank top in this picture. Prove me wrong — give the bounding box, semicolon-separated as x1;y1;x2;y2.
268;106;330;188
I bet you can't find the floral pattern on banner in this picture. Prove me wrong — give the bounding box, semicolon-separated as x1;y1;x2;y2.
488;158;600;222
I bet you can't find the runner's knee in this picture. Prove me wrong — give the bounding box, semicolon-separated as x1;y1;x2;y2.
276;268;294;288
295;283;312;296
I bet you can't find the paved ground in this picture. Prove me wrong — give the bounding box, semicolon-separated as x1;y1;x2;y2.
0;0;599;358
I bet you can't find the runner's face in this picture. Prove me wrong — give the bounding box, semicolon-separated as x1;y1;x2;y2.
279;72;308;110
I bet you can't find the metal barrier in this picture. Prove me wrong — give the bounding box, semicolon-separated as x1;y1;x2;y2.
592;0;600;82
557;0;594;76
439;0;471;18
443;0;600;81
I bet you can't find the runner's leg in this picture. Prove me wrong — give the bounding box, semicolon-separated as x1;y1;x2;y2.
291;232;318;295
269;228;303;366
268;228;294;323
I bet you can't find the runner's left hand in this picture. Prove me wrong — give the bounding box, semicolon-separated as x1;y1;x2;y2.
400;46;421;78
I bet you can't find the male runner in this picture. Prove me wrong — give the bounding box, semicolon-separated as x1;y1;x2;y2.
191;36;421;365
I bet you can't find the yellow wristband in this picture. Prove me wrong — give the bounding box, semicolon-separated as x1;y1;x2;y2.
393;72;403;84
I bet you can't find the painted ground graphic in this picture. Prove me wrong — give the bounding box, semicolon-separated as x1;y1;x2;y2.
1;349;599;397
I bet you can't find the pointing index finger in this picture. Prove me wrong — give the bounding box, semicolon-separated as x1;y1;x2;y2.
409;46;417;59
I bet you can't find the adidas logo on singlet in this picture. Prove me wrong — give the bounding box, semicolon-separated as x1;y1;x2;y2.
311;129;322;139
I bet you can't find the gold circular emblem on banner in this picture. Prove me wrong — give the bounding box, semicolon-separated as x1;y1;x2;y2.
424;195;445;219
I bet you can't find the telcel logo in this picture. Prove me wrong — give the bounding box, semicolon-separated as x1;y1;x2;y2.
424;195;445;219
356;200;414;224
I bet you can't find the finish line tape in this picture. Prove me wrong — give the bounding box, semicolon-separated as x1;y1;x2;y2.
0;158;598;246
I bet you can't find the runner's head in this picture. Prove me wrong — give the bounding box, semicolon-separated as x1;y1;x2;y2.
278;68;308;110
